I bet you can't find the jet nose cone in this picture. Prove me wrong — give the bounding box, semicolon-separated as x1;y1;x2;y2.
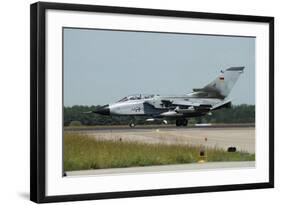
94;104;110;115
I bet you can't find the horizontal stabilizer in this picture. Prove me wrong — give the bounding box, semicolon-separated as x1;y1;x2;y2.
211;99;232;110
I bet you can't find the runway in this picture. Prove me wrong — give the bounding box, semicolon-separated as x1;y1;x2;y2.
65;123;254;132
66;126;255;154
65;161;255;177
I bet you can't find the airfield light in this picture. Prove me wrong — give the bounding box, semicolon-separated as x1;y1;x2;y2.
198;146;207;163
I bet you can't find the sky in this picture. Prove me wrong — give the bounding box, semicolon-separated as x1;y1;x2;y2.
63;28;255;106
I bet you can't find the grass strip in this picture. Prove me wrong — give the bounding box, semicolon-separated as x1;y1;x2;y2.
64;132;255;171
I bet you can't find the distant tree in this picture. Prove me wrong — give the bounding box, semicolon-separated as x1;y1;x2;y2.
69;121;82;126
200;104;255;124
64;104;255;126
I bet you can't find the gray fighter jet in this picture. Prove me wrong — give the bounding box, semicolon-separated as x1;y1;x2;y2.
93;67;244;127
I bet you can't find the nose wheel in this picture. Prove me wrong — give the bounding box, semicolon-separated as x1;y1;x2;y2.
129;122;136;128
176;119;188;127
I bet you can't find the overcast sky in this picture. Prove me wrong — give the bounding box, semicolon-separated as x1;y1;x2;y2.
63;28;255;106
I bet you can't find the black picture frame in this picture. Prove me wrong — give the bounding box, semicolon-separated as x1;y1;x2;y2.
30;2;274;203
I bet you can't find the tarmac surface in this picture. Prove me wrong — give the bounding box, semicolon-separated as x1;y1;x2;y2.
65;161;255;176
66;126;255;154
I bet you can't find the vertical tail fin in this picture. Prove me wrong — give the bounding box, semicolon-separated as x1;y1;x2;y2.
193;67;244;99
204;67;244;98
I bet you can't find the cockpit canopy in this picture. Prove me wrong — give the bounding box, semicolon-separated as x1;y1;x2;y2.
117;94;156;102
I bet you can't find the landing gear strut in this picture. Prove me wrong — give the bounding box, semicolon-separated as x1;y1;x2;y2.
176;119;188;127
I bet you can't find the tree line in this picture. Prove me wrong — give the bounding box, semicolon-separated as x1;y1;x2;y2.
64;104;255;126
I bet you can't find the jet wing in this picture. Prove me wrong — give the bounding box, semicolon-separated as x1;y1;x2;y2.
145;99;213;112
163;99;201;107
144;100;185;109
161;99;212;111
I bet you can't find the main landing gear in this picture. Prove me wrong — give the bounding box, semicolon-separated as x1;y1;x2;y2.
176;119;188;127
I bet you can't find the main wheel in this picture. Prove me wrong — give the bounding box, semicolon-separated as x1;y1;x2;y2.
176;119;182;127
176;120;180;127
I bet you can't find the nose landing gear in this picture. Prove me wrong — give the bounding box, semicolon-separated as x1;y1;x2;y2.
176;119;188;127
129;122;136;128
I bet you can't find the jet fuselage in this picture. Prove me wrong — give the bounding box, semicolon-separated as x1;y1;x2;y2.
93;67;244;127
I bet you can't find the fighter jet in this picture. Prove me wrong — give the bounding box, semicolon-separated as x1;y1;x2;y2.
93;67;244;127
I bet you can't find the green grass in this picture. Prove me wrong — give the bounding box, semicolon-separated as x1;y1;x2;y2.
64;133;255;171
